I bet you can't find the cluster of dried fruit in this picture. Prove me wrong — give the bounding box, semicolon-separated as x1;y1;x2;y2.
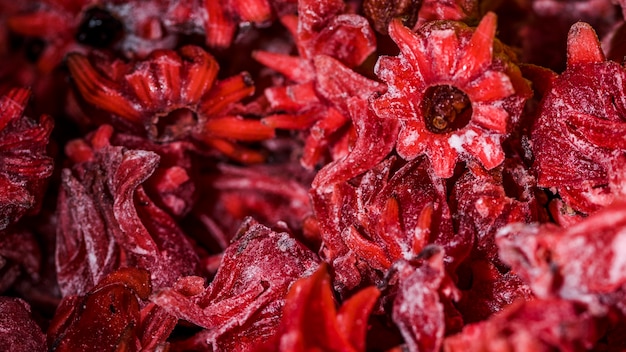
1;0;626;351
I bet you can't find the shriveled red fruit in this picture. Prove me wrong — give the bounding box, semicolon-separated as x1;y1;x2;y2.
0;88;53;230
371;13;531;178
57;125;198;296
47;267;176;352
153;219;319;351
0;297;46;352
257;263;380;352
531;22;626;214
312;156;456;296
444;298;601;351
497;200;626;314
254;0;380;168
67;46;273;163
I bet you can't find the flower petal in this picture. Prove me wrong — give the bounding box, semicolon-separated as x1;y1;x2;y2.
464;70;514;103
388;19;429;78
463;131;505;170
567;22;605;67
471;104;509;133
455;12;497;81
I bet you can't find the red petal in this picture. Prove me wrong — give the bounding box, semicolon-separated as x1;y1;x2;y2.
455;12;497;81
567;22;605;66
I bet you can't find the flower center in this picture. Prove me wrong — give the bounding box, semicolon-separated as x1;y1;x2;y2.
421;85;472;134
152;108;198;142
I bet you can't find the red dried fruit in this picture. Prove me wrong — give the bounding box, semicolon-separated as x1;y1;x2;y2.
497;200;626;314
0;88;54;230
153;219;319;351
258;263;380;352
47;267;176;352
0;297;46;352
444;298;601;351
254;0;380;168
67;46;273;163
312;156;456;295
57;125;198;296
531;22;626;214
371;13;531;177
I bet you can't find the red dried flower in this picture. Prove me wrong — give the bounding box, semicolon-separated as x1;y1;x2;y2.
0;88;54;230
497;200;626;314
153;219;319;351
254;0;380;168
311;156;456;295
47;267;176;352
67;46;274;163
531;22;626;214
57;125;199;296
371;13;531;178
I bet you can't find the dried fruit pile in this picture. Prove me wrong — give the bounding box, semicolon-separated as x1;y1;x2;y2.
2;0;626;351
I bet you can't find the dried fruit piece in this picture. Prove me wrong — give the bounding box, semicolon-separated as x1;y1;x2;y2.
312;156;456;295
0;88;53;230
254;0;380;168
57;125;198;296
153;219;319;351
383;246;460;352
497;201;626;314
531;22;626;214
67;46;273;163
371;13;531;177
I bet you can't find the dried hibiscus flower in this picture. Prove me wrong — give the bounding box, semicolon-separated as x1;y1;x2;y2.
497;200;626;315
0;88;53;230
311;155;456;296
57;125;198;296
531;22;626;214
371;13;531;178
67;45;274;163
153;219;319;351
254;0;381;168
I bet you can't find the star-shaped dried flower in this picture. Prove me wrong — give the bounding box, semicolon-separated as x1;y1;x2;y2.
371;13;531;178
67;46;274;163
